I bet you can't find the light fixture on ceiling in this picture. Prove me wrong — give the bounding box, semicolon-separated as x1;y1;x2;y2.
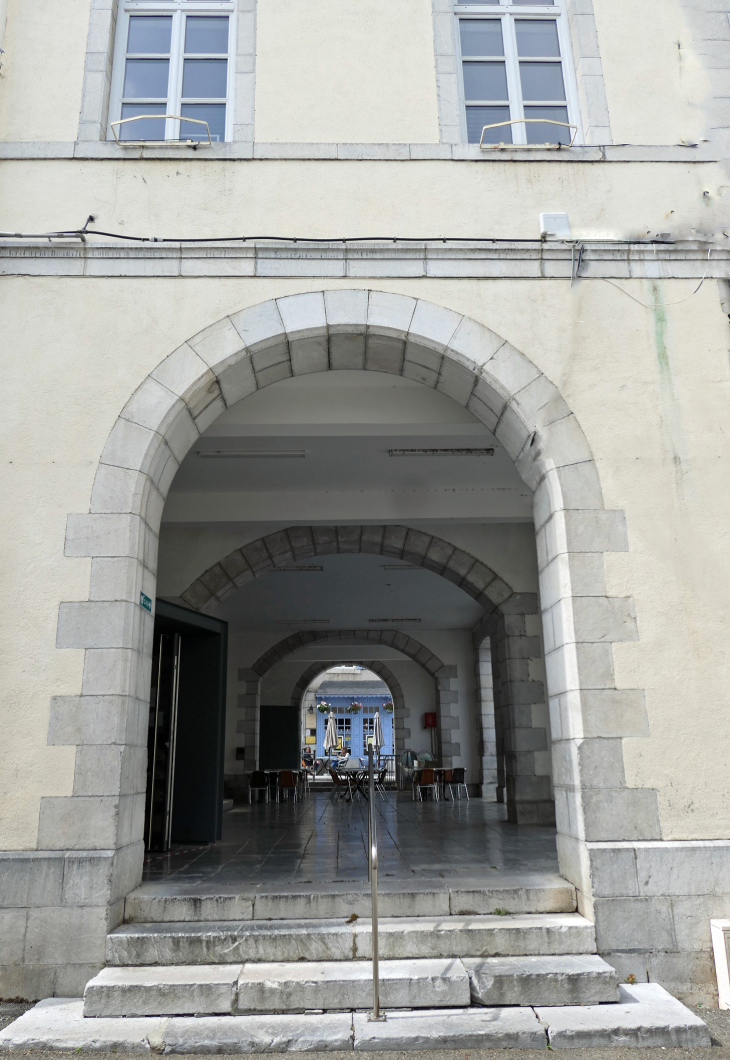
273;565;324;572
274;618;331;626
197;450;306;458
388;448;495;457
368;618;422;624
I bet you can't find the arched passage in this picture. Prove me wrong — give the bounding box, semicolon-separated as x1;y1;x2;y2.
54;290;649;924
179;526;545;814
179;525;517;618
289;661;404;764
239;630;452;769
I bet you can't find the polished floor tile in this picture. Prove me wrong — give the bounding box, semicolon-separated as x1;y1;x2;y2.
141;793;558;890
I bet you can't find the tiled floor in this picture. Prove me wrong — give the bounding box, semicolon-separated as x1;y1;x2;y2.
141;793;559;892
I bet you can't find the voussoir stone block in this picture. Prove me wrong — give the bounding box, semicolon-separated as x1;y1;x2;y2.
367;290;416;337
276;291;326;338
188;316;246;371
409;299;462;351
229;300;286;352
324;288;368;331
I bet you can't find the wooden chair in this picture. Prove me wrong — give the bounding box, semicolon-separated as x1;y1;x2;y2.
248;770;269;804
415;767;439;801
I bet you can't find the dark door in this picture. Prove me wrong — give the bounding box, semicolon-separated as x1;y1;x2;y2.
259;705;300;771
144;600;228;849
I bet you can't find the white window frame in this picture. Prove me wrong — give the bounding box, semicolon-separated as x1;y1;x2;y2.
453;0;582;146
109;0;236;143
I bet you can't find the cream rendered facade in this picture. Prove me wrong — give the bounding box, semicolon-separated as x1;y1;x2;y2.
1;0;730;1008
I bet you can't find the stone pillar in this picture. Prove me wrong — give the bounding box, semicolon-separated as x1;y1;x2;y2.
237;668;261;769
475;638;498;799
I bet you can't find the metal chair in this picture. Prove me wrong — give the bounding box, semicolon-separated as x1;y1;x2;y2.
329;766;352;801
448;767;469;800
248;770;269;803
278;769;298;802
415;767;439;801
375;767;388;800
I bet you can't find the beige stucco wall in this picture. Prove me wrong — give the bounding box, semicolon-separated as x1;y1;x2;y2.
0;0;89;142
2;271;730;846
0;158;725;241
593;0;711;147
254;0;440;143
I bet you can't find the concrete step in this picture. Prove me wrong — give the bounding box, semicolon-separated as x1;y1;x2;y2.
4;986;711;1052
83;958;470;1016
106;913;595;966
123;873;576;923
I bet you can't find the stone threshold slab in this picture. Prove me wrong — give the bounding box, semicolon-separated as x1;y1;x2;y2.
0;986;709;1052
124;872;576;922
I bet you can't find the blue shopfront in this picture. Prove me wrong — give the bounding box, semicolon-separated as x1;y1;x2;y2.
315;694;394;757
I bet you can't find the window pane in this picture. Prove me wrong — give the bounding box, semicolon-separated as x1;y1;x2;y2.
466;104;511;143
462;61;508;100
459;20;504;56
181;103;226;141
127;16;172;54
512;0;556;4
524;104;570;143
119;103;167;140
182;58;228;98
123;59;169;99
519;61;565;99
185;16;229;54
515;19;560;56
456;0;499;4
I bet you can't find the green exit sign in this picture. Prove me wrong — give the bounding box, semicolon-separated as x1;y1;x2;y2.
140;592;152;613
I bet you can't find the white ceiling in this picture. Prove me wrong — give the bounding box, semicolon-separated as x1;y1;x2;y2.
213;552;485;631
163;371;531;526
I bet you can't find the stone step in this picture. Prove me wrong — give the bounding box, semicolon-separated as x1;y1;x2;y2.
124;873;576;923
463;954;619;1006
3;986;711;1052
83;958;471;1016
106;912;595;966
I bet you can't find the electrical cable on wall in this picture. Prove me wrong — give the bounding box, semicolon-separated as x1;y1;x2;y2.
0;214;698;247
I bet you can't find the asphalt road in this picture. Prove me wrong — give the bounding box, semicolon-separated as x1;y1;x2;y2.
1;1000;728;1059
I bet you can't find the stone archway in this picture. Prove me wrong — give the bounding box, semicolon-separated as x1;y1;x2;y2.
288;660;405;756
181;525;546;816
239;631;452;768
179;526;516;617
50;289;649;941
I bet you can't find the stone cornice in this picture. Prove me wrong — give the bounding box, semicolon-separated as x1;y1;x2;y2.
0;141;719;163
0;240;726;279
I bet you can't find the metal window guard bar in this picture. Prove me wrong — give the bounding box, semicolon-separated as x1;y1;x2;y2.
367;744;386;1022
110;115;212;147
479;118;577;150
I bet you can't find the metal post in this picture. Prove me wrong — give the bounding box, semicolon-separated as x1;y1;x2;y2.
367;744;386;1022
